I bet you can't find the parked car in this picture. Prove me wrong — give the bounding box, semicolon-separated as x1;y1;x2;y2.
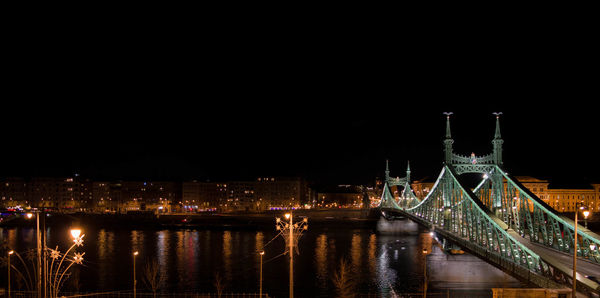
585;275;600;284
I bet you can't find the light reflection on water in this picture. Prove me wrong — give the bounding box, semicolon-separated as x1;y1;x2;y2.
314;234;327;290
368;233;376;279
223;230;232;283
0;218;524;297
350;233;361;272
156;229;169;290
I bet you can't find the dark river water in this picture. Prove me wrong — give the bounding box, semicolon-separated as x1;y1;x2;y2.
0;218;526;297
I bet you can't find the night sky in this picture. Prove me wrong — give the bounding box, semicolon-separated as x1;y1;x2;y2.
3;17;598;189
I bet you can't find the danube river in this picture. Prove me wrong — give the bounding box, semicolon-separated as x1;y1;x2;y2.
1;217;526;297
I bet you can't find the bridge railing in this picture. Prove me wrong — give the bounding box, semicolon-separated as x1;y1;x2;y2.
493;166;600;264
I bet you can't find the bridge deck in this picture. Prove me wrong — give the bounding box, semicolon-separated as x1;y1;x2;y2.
507;230;600;287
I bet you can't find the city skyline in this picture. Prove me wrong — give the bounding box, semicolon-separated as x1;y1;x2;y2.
3;12;600;297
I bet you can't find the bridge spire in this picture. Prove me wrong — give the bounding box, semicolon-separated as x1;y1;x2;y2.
385;159;390;180
444;112;453;138
406;160;411;182
492;112;504;165
443;112;454;164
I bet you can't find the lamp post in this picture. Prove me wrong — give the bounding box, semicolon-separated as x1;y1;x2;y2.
259;250;264;297
8;250;14;298
6;228;85;298
583;209;590;229
275;212;308;298
286;213;293;298
573;204;588;297
422;247;429;298
48;228;85;298
133;251;139;298
26;211;43;298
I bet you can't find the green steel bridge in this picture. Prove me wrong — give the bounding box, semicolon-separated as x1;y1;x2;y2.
378;113;600;296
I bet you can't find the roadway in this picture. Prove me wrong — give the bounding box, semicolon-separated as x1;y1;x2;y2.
507;230;600;293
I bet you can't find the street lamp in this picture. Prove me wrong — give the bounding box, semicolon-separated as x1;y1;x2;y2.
286;213;293;298
588;242;597;260
583;209;590;229
48;228;85;298
422;247;429;298
24;211;42;298
133;251;139;298
275;212;308;298
71;229;82;239
573;204;588;297
8;250;14;298
259;250;265;297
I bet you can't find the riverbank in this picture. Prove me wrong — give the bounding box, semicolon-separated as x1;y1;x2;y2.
0;208;381;230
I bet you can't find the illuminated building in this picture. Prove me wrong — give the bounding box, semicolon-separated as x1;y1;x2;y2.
515;176;600;212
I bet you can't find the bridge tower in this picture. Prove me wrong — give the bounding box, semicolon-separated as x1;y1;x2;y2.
405;160;411;182
492;112;504;166
443;112;506;213
380;160;419;209
442;112;455;209
385;159;390;181
443;112;454;165
490;112;504;212
443;112;504;169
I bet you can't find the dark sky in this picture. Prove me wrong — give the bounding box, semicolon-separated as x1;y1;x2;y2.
2;15;598;188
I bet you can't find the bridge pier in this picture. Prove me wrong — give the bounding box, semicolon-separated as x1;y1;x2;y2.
427;243;524;290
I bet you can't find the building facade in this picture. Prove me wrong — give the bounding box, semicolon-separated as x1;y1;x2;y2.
172;177;313;212
317;185;364;208
181;181;226;211
515;176;600;212
0;177;28;207
120;181;180;212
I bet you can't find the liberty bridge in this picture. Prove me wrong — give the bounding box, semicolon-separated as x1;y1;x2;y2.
376;113;600;296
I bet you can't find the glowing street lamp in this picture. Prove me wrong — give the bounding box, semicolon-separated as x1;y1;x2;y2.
275;212;308;298
582;209;590;229
133;251;139;298
70;229;82;240
8;250;14;298
49;229;85;298
573;204;588;296
259;250;265;297
422;247;429;298
24;212;42;297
